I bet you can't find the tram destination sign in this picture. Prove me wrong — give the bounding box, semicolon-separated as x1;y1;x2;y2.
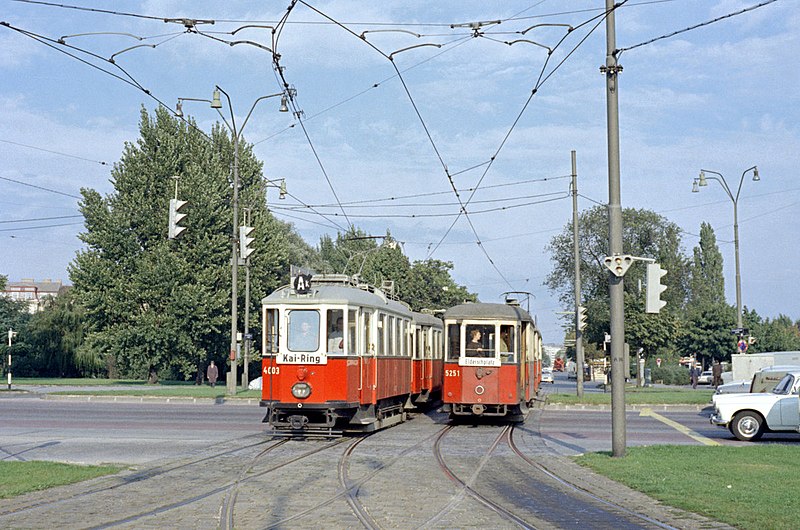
278;352;328;365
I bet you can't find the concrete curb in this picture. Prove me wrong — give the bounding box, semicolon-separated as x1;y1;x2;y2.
39;394;262;406
545;403;713;412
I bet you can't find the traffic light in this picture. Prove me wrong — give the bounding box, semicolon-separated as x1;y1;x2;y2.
577;305;587;331
168;199;188;239
645;262;667;313
239;225;255;260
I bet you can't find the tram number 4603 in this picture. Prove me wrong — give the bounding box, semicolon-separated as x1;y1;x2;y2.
445;369;460;377
263;366;280;375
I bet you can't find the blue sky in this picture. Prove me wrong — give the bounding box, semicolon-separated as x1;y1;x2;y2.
1;0;798;342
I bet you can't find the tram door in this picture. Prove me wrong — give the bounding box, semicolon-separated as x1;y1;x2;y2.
361;309;375;404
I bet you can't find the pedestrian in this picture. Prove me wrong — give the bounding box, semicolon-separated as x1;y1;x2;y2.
712;359;722;387
207;361;219;388
690;365;699;389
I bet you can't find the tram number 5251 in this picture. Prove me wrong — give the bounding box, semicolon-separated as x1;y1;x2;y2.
445;369;460;377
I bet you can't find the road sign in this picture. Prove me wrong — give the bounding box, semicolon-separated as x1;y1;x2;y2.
737;340;748;353
656;357;662;367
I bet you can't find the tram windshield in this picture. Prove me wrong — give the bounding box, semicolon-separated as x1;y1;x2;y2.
287;310;320;352
499;324;515;363
464;324;496;358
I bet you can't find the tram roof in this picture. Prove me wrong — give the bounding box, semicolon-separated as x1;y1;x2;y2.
443;302;534;323
263;283;411;314
412;312;444;328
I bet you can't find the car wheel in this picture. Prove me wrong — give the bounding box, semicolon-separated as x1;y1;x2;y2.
730;410;764;441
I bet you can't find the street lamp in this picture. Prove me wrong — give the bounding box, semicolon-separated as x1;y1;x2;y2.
177;86;288;396
692;165;760;331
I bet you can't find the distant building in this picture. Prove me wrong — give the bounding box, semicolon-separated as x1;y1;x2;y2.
2;278;68;313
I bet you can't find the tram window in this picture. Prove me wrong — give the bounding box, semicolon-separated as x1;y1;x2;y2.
446;324;460;361
326;309;345;354
377;314;385;355
415;328;423;360
363;310;373;354
500;325;515;363
465;324;495;358
388;316;396;356
264;308;279;355
348;309;357;354
287;310;319;352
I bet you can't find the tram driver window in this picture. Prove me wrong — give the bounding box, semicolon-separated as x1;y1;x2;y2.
287;310;319;352
327;309;345;354
465;324;494;357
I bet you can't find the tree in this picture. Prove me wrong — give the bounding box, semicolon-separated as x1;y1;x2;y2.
24;290;85;377
545;206;689;349
317;227;476;312
69;107;301;380
680;223;738;362
688;222;726;306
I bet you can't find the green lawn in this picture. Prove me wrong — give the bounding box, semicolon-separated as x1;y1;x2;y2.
0;461;122;499
546;386;714;405
7;378;261;399
577;445;800;530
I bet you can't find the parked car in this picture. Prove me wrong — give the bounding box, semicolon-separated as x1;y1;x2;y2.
248;377;262;390
710;370;800;441
541;367;554;384
711;380;751;406
712;365;800;406
697;370;713;384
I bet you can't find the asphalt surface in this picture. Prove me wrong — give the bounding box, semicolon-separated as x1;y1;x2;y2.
0;375;739;529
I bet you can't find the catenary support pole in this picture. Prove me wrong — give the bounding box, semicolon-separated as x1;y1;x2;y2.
572;151;584;398
604;0;626;457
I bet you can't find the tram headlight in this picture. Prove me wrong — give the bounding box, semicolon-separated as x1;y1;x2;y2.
291;382;312;399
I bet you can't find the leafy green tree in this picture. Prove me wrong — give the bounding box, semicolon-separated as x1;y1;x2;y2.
545;206;689;350
681;223;738;362
70;107;301;380
744;310;800;353
688;222;726;306
317;227;475;312
24;290;85;376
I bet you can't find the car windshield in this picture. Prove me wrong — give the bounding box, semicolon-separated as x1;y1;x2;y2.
771;374;795;395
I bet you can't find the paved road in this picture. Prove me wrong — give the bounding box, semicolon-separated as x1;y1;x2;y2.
0;385;747;529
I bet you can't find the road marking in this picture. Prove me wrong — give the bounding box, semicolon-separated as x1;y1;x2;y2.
639;407;720;446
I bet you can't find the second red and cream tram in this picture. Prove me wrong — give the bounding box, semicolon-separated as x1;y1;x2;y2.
442;301;542;422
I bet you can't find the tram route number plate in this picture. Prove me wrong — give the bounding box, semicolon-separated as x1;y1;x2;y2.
277;352;328;365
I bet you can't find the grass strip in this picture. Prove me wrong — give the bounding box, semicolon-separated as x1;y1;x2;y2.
0;461;121;499
547;386;714;405
576;445;800;530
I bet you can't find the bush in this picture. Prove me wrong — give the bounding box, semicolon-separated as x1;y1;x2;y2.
650;364;689;385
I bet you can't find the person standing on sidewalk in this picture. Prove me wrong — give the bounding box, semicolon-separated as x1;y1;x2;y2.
207;361;219;388
690;365;699;389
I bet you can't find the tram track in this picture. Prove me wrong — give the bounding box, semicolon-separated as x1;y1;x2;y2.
425;424;536;530
264;424;450;529
0;433;272;518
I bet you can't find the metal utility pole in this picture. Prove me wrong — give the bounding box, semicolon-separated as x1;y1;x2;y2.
603;0;626;457
571;151;585;398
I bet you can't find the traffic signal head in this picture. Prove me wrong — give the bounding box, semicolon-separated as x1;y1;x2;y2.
577;305;587;331
239;225;255;260
168;198;188;239
645;262;667;313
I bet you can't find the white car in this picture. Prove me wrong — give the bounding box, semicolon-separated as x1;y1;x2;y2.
697;370;713;384
541;368;554;384
710;370;800;441
248;377;262;390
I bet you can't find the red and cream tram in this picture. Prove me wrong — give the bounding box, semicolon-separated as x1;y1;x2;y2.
260;274;442;435
442;301;542;422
